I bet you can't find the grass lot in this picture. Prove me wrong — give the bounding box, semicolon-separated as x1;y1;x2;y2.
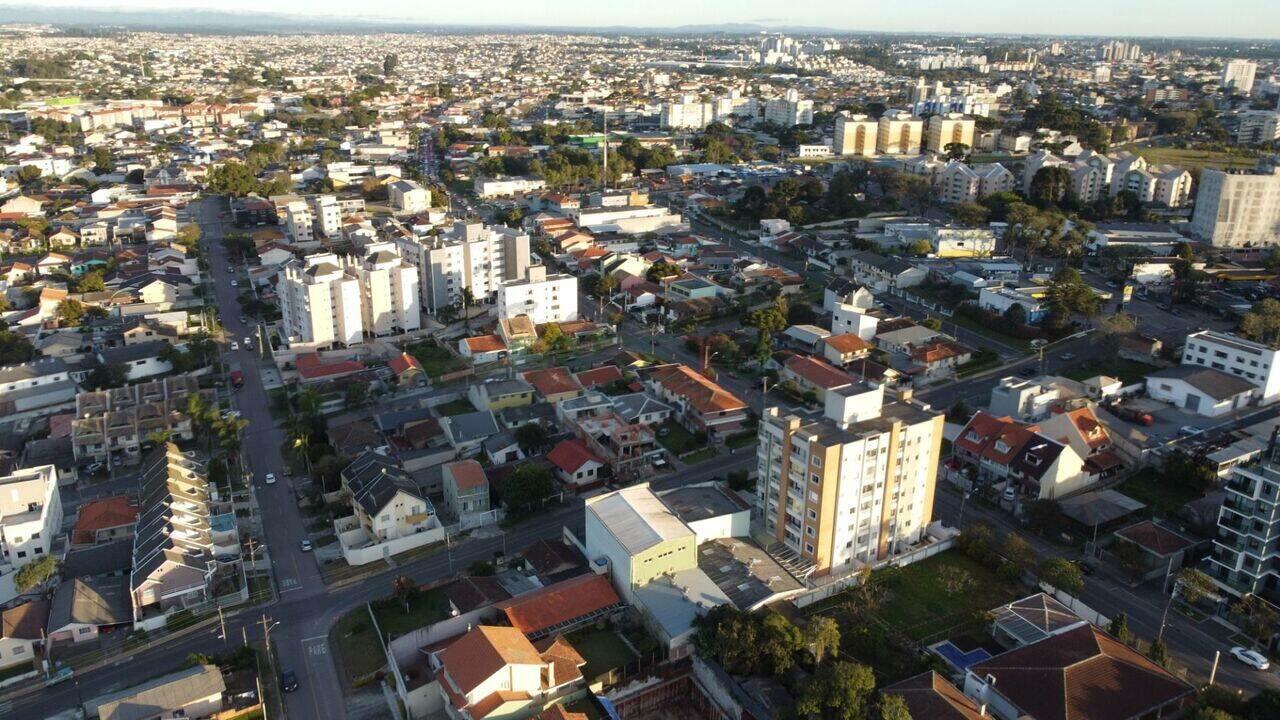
436;398;476;416
947;312;1034;353
371;586;451;639
248;575;273;602
1121;145;1259;172
568;627;637;682
957;350;1001;378
405;341;469;378
656;421;699;454
725;431;758;450
872;551;1021;641
1116;467;1204;516
683;447;720;464
1064;358;1156;385
332;608;387;683
0;661;33;682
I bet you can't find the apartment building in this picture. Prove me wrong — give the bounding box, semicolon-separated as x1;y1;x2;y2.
1181;329;1280;403
925;113;975;153
833;113;878;157
937;161;1013;204
1223;58;1258;96
495;265;579;325
0;465;62;571
755;383;944;575
282;200;313;245
876;110;925;155
277;253;363;347
763;89;813;127
1210;447;1280;603
388;179;431;215
1190;168;1280;247
660;96;713;130
397;221;531;314
1237;111;1280;145
339;242;422;337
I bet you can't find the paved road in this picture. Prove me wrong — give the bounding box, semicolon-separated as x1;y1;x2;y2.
933;488;1280;695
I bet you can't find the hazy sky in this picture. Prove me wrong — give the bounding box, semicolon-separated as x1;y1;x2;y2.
14;0;1280;39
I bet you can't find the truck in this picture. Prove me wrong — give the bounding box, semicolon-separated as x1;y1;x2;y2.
230;370;244;389
1111;404;1154;426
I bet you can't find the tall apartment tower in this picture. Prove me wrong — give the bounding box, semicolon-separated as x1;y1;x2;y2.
755;383;944;575
340;241;422;337
926;113;976;154
1189;168;1280;247
310;195;342;239
395;221;531;314
278;253;363;347
1223;59;1258;96
833;113;878;157
876;110;925;155
1210;443;1280;600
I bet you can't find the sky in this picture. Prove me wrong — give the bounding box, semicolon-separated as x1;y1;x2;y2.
11;0;1280;39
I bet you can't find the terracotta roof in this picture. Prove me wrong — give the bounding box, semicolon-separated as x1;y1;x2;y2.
465;334;507;353
1115;520;1194;557
647;364;746;414
2;599;49;640
884;671;986;720
824;333;872;354
575;365;623;389
469;689;532;719
911;340;971;364
1061;407;1110;448
445;459;489;492
296;352;366;380
388;352;424;376
784;354;853;390
523;367;583;398
970;624;1194;720
536;635;586;687
540;705;589;720
71;495;138;544
437;626;544;696
546;438;605;474
495;574;621;637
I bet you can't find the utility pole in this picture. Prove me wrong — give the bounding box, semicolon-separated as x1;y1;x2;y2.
1209;650;1221;686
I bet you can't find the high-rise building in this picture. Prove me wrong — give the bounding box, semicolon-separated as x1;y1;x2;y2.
1237;111;1280;145
1223;59;1258;96
833;113;878;157
925;113;976;154
278;244;421;347
876;110;924;155
495;265;579;325
1210;443;1280;602
396;221;531;314
763;89;814;127
311;194;341;239
340;242;422;337
1189;168;1280;247
755;383;944;575
660;95;713;130
283;200;314;245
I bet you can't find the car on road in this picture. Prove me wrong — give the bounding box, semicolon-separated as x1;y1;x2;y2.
230;342;239;350
226;265;233;273
84;462;105;475
280;670;299;692
1230;646;1270;670
264;473;277;485
243;336;254;346
239;316;249;325
230;280;238;287
1059;352;1076;361
300;539;313;552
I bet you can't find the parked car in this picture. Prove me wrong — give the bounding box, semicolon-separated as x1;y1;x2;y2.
1002;486;1017;502
280;670;299;692
84;462;105;476
230;341;239;351
300;539;313;552
1059;352;1076;361
1230;646;1270;670
264;473;277;485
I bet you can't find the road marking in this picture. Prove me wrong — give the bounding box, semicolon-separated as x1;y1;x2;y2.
0;701;11;716
306;642;329;657
302;635;329;642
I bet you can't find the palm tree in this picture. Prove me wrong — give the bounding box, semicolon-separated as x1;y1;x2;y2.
295;387;322;419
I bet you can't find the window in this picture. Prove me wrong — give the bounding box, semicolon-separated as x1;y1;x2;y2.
78;626;92;635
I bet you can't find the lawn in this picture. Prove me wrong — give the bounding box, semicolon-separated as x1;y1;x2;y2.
371;586;451;639
725;431;758;450
1063;358;1156;385
871;550;1021;642
1115;467;1204;516
683;447;720;464
436;398;476;416
947;312;1034;353
656;421;699;454
568;627;637;683
1121;145;1259;172
405;341;469;378
332;608;387;684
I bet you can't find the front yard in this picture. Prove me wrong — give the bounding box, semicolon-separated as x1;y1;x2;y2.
405;340;469;378
371;585;451;639
656;421;701;454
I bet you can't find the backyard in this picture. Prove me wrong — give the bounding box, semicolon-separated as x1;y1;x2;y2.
405;340;469;378
1115;466;1204;517
872;551;1022;641
568;627;638;683
656;421;702;454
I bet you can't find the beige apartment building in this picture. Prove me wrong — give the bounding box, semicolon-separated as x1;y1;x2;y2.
833;113;878;157
926;113;976;153
876;110;924;155
1189;168;1280;247
755;383;944;576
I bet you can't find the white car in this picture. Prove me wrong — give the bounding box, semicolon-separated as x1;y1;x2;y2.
230;342;239;351
1230;646;1270;670
1178;425;1204;438
264;473;277;485
230;280;238;287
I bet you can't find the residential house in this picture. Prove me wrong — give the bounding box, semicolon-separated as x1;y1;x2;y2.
951;411;1089;500
782;354;852;401
468;378;535;411
547;439;607;491
84;664;226;720
342;452;438;543
440;411;502;456
0;464;62;571
442;460;492;519
0;600;46;672
523;367;584;404
430;625;585;720
70;495;138;547
848;251;927;292
643;365;748;439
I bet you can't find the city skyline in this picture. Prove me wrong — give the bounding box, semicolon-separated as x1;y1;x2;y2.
6;0;1280;39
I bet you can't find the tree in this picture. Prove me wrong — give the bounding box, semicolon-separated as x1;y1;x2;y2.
795;660;876;720
754;330;774;366
592;273;619;299
92;145;113;172
1147;636;1171;668
1233;594;1279;648
747;298;789;335
1029;166;1073;207
1003;303;1028;327
1000;534;1035;570
759;612;804;675
175;222;202;248
905;239;933;256
645;261;682;283
805;615;841;664
74;271;106;293
944;142;970;160
514;422;550;453
86;362;129;390
1038;558;1084;595
343;381;369;408
877;694;914;720
1108;611;1132;645
1239;298;1280;346
1246;689;1280;720
392;575;418;613
206;162;262;197
501;464;554;518
1185;708;1238;720
950;202;990;227
921;316;942;331
382;53;399;77
14;555;57;591
16;165;43;185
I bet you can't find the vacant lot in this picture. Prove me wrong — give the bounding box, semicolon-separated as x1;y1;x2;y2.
371;585;451;639
1064;358;1156;385
332;609;386;684
872;551;1022;641
568;627;637;683
1123;145;1259;172
405;341;468;378
1115;467;1204;516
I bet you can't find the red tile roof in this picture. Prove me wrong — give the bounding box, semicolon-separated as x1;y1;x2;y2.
647;364;746;415
540;705;589;720
574;365;623;389
784;355;854;390
445;459;489;492
388;352;424;376
437;626;544;696
296;352;366;381
465;335;507;353
495;574;621;637
2;599;49;641
546;439;604;474
523;367;583;398
884;671;986;720
71;495;137;544
1115;520;1194;557
824;333;872;355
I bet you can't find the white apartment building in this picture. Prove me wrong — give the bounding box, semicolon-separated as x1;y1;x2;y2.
833;113;878;157
1153;167;1194;207
937;161;1014;204
340;242;422;337
474;176;546;199
310;195;341;239
763;89;814;127
755;384;944;574
877;110;925;155
1190;168;1280;247
495;265;579;325
711;91;758;123
283;200;314;245
925;113;976;153
278;253;363;347
660;96;713;130
1223;59;1258;96
1182;329;1280;403
0;465;62;571
396;221;531;314
1237;111;1280;145
387;179;431;214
